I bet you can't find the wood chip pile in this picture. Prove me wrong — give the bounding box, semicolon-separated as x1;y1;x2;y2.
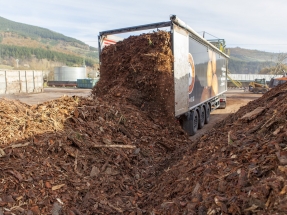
0;95;189;214
1;30;287;215
0;97;78;145
141;82;287;214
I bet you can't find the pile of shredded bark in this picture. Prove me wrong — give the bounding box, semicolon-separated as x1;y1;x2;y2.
2;29;287;215
0;95;189;214
0;97;78;145
140;82;287;214
92;31;175;124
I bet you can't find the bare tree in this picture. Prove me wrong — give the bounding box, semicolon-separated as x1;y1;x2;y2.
259;53;287;75
273;53;287;75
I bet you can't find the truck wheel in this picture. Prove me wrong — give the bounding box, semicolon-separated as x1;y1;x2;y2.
198;106;205;129
205;105;210;124
182;111;198;136
191;110;199;135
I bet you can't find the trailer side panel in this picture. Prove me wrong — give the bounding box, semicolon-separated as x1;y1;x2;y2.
187;36;227;109
173;23;227;116
173;25;190;117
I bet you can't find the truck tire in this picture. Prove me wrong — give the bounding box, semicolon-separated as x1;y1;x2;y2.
205;104;210;124
182;111;198;136
190;110;199;135
198;106;205;129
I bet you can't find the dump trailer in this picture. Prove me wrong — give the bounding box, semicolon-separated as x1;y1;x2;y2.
98;15;229;135
269;76;287;88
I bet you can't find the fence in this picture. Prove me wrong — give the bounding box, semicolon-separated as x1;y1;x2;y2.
0;70;43;94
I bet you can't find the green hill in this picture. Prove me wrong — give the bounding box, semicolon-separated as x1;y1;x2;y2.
228;47;280;74
0;16;98;70
0;16;85;45
0;44;95;67
229;47;278;62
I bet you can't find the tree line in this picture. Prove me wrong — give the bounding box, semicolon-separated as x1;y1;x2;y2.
229;58;275;74
0;16;85;45
0;44;96;67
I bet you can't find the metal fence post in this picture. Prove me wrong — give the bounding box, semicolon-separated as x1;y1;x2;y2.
5;70;7;94
19;70;21;93
25;71;28;93
33;70;35;92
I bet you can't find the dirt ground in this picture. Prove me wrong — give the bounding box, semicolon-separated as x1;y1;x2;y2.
0;87;92;105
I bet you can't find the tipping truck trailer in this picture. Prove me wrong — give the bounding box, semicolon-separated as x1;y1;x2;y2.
269;76;287;88
98;15;229;136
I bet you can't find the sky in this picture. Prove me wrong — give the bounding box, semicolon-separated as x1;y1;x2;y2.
0;0;287;53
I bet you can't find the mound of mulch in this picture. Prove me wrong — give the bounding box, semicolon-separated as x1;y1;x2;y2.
0;97;78;145
140;82;287;214
0;95;190;214
4;29;287;215
93;31;175;124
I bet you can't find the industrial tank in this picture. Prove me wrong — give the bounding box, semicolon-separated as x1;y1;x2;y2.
54;66;86;81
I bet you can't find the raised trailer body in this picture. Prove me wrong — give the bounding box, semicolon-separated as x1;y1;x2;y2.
98;15;229;135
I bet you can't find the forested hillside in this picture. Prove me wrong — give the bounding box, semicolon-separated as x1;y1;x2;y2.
0;16;98;71
0;16;84;45
228;47;278;74
0;44;95;67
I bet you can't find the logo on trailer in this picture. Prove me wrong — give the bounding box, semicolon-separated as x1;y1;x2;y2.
101;35;123;50
188;53;195;94
103;39;117;46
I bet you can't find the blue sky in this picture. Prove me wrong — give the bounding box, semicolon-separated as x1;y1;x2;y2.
0;0;287;53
